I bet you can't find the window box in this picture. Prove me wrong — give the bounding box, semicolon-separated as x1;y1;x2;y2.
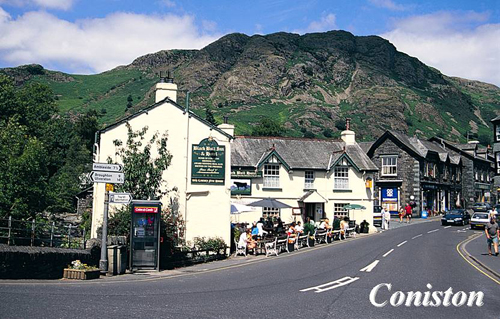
63;269;100;280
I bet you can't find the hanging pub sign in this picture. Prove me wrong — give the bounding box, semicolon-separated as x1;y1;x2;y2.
191;137;225;185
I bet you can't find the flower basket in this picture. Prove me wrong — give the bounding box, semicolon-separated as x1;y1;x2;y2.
308;236;315;247
63;269;100;280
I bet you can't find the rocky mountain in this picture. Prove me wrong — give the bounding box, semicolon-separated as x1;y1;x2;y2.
2;30;499;143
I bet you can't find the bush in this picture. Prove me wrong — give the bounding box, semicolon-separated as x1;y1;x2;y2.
192;237;227;251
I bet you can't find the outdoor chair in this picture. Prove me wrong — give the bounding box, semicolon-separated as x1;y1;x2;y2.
265;237;279;257
234;238;246;257
276;236;288;253
297;232;308;249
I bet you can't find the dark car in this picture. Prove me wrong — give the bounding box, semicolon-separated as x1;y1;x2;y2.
373;205;382;227
471;202;491;212
441;209;471;226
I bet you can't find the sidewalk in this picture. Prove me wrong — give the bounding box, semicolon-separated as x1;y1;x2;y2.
463;230;500;278
375;215;441;232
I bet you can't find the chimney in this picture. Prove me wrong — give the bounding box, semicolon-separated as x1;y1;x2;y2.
340;117;356;145
155;71;177;103
217;116;234;137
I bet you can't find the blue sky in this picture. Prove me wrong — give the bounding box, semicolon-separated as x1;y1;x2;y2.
0;0;499;85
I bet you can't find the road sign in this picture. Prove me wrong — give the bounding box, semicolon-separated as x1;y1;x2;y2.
109;193;132;204
93;163;123;172
90;171;125;184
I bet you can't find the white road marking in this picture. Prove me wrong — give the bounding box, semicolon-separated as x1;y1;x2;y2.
412;234;423;239
427;229;439;233
444;226;451;229
300;276;359;293
457;230;466;233
360;260;380;273
397;241;407;247
383;249;394;257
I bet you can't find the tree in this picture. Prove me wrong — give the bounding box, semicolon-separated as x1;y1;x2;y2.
334;119;346;131
252;117;285;136
126;94;133;108
205;105;216;125
111;123;173;200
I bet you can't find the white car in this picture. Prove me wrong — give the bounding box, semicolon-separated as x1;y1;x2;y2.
470;212;489;230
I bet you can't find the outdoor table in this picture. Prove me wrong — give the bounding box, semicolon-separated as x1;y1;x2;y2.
256;238;274;255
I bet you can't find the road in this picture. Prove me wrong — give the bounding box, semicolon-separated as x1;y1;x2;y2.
1;219;499;319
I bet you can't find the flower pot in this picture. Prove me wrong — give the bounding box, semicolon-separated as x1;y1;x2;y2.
63;269;101;280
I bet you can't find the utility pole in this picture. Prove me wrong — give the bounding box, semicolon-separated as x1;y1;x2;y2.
99;190;109;272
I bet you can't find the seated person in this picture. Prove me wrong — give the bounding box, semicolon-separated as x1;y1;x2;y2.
287;222;296;236
251;222;259;238
246;227;257;254
295;221;304;234
340;217;349;239
238;229;248;249
256;219;268;237
304;218;316;236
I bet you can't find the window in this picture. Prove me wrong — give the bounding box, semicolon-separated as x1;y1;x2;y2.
334;203;349;218
334;167;349;189
305;171;315;189
496;152;500;175
475;169;478;181
263;164;280;188
457;168;461;182
443;166;449;180
381;156;397;176
263;207;280;219
496;124;500;142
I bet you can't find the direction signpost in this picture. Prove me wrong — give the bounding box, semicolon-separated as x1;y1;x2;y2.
92;162;126;273
109;193;132;204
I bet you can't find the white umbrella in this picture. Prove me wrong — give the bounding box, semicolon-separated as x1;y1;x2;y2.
231;203;254;214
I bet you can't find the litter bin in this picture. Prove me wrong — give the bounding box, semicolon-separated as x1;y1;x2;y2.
107;245;127;276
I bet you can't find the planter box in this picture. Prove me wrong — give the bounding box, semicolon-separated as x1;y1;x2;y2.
63;269;100;280
308;237;315;247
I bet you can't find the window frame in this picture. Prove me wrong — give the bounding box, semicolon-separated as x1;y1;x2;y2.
334;203;349;218
304;170;315;189
334;166;349;189
263;163;280;188
381;155;397;176
262;207;280;219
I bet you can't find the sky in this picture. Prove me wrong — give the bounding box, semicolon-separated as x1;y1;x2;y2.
0;0;498;86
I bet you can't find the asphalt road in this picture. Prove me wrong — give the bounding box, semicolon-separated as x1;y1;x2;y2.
1;220;499;319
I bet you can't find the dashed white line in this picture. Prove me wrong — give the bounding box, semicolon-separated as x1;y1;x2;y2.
397;240;407;247
412;234;423;239
383;249;394;257
300;276;359;293
360;260;380;273
444;226;451;229
427;229;439;233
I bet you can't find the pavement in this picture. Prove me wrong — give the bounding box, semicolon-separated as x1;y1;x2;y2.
1;218;499;319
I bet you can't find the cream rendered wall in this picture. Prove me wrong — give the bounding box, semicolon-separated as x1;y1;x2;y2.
91;101;232;246
233;164;375;232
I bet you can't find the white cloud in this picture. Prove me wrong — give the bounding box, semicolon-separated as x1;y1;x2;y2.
0;0;75;10
0;9;221;73
158;0;175;8
381;12;500;86
368;0;409;11
293;13;337;34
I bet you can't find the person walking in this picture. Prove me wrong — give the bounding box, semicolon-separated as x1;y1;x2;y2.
398;207;405;223
405;203;413;223
384;207;391;230
381;206;387;230
485;216;499;256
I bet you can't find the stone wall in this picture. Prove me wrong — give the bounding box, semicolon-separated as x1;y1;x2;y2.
0;244;99;279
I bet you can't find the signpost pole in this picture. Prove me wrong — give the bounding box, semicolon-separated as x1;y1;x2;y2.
99;190;109;273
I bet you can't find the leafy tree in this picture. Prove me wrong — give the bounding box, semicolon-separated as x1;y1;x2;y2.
205;105;217;125
111;123;173;200
252;117;285;136
334;119;346;131
303;130;315;138
323;128;333;138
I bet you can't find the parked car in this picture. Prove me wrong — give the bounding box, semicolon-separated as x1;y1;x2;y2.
441;209;470;226
470;212;490;229
373;205;382;227
471;202;492;212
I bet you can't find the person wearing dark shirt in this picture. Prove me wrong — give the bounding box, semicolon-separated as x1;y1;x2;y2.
485;217;500;256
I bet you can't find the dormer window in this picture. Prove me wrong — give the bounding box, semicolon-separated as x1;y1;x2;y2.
263;163;280;188
495;124;500;142
334;167;349;189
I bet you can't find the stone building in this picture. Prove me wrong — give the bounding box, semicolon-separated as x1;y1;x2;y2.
489;115;500;203
429;137;495;205
366;131;464;215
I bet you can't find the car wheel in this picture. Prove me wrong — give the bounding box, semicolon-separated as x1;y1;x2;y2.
442;222;446;226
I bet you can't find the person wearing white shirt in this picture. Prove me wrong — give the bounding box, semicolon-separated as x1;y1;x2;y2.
295;221;304;234
383;208;391;230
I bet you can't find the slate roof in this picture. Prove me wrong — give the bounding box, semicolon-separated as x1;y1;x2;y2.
231;136;378;171
491;115;500;122
358;141;374;153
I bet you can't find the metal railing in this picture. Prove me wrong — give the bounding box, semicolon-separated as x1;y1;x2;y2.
0;216;88;249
